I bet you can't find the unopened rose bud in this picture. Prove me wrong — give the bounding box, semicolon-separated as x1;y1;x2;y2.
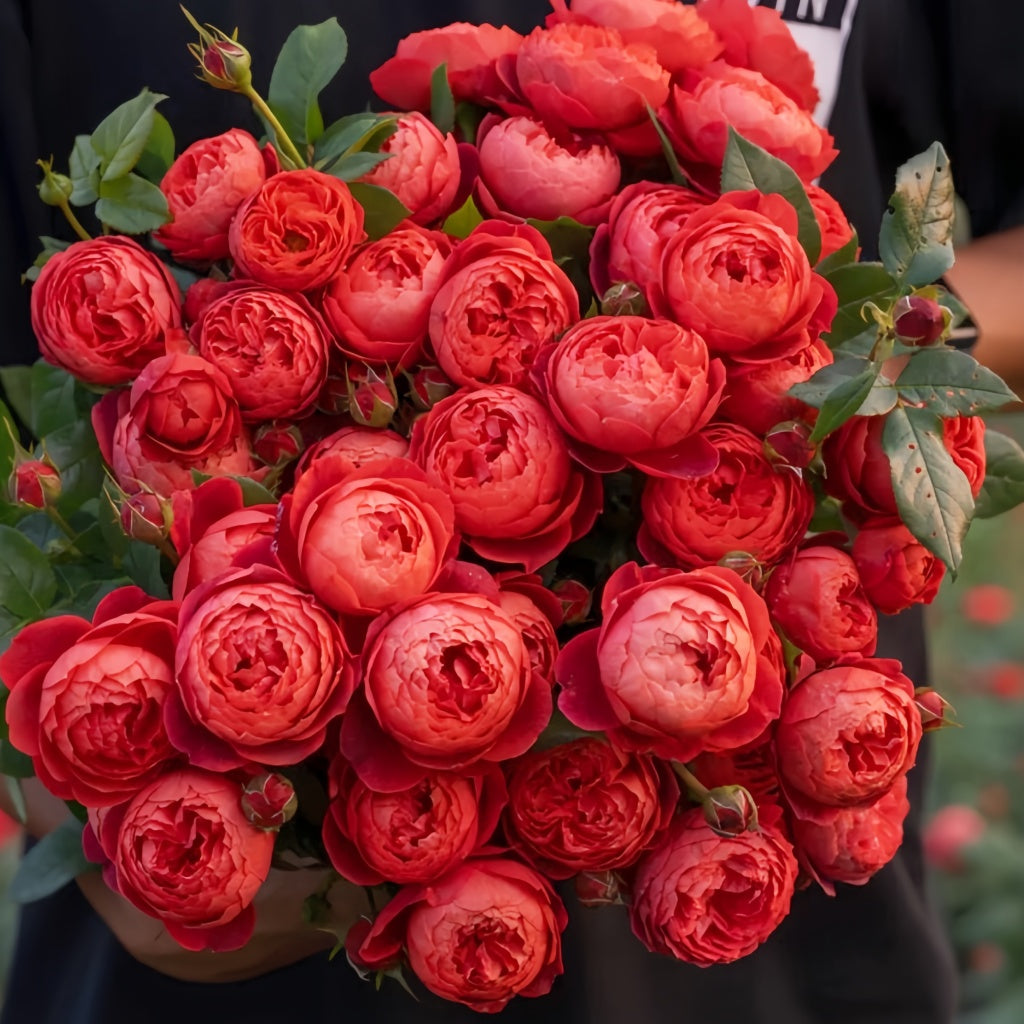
551;578;592;625
914;687;960;732
119;492;171;545
701;785;759;837
253;421;304;468
600;282;649;318
575;870;629;908
717;551;764;588
406;365;455;411
347;364;398;428
182;7;253;92
892;295;947;346
36;165;74;207
764;420;816;470
9;458;61;508
240;772;298;831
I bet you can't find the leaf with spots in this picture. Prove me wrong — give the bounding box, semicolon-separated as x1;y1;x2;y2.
891;348;1018;415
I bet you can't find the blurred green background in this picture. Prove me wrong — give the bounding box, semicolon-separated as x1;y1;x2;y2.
0;417;1022;1018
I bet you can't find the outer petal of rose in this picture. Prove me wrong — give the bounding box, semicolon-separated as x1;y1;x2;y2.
340;692;430;792
163;691;246;772
474;767;510;845
556;630;622;732
358;885;422;967
481;671;552;763
322;813;385;887
165;905;256;953
5;663;51;757
433;560;502;599
0;614;89;693
697;656;786;755
628;432;720;479
93;589;177;626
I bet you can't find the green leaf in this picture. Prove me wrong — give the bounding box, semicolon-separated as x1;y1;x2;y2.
789;355;871;409
974;428;1024;520
815;231;859;275
68;134;101;206
314;113;395;169
528;216;596;302
8;818;97;904
720;128;821;264
893;348;1018;415
455;101;486;146
442;195;484;240
3;775;27;825
430;63;456;135
95;173;170;233
28;362;84;438
0;367;33;434
135;111;175;184
0;525;58;618
646;103;688;187
120;541;169;599
90;89;167;182
268;19;349;149
883;405;974;572
41;419;104;514
822;261;897;347
322;151;391;182
0;401;18;483
348;183;411;240
0;739;34;779
190;472;278;507
879;142;956;287
808;367;881;443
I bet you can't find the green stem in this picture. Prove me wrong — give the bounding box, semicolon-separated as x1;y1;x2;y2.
44;506;84;559
244;87;306;169
58;200;91;242
671;761;709;803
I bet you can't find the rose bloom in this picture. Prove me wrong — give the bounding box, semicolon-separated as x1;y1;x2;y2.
629;805;798;966
851;518;946;615
294;425;410;479
690;738;781;806
357;858;567;1013
409;385;602;571
361;112;460;226
588;180;709;298
167;564;356;770
640;422;815;570
91;352;256;497
154;129;267;263
495;573;563;683
323;757;506;886
502;738;678;878
275;455;457;617
229;168;365;291
30;236;182;387
792;776;909;890
192;285;330;421
476;115;620;223
548;0;723;74
775;657;923;815
765;542;877;664
86;769;274;952
370;22;525;111
319;223;451;367
944;414;986;496
1;587;180;808
342;591;551;788
557;562;784;763
806;183;857;260
540;315;724;476
428;221;580;389
516;22;669;133
650;190;836;361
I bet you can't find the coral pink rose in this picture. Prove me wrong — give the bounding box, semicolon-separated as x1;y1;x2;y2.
806;183;857;260
295;425;409;478
629;805;798;966
167;564;356;770
229;169;365;291
944;414;986;496
85;769;274;952
358;858;566;1013
154;129;267;263
851;519;946;615
495;572;563;684
30;236;182;387
502;738;678;878
409;385;602;571
2;588;180;807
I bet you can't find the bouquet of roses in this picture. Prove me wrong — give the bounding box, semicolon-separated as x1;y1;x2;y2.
3;0;1023;1012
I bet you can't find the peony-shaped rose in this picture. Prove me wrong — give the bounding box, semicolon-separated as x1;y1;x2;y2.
154;128;267;263
1;587;180;807
323;757;506;885
629;805;798;965
495;573;563;684
851;519;946;615
167;564;356;770
229;168;365;291
944;414;986;497
86;769;274;952
30;236;182;387
192;285;330;421
502;738;678;878
640;422;815;570
357;858;567;1013
806;183;857;260
409;385;602;571
295;425;410;479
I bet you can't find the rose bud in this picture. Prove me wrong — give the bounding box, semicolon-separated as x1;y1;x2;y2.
183;9;253;92
915;687;960;732
406;364;455;412
701;784;759;838
346;364;398;429
551;578;592;625
36;161;73;206
119;491;171;546
252;421;304;469
763;420;817;470
893;294;947;346
575;870;629;908
10;458;61;509
600;282;649;317
851;519;946;615
240;772;298;831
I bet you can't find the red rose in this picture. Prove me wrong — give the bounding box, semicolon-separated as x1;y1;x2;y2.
944;414;986;496
428;221;580;389
323;757;506;885
558;562;784;762
319;223;451;367
775;657;922;816
229;169;365;291
86;769;274;952
650;191;836;361
357;858;567;1013
639;422;815;570
370;23;525;111
495;573;562;684
91;352;256;497
629;805;798;966
502;738;678;878
540;314;724;477
2;587;180;807
154;129;267;263
690;739;781;807
851;519;946;614
191;285;330;421
9;459;60;509
294;425;409;478
30;237;182;387
476;115;620;223
167;564;356;770
409;385;602;571
806;183;857;260
764;542;877;664
275;455;457;617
